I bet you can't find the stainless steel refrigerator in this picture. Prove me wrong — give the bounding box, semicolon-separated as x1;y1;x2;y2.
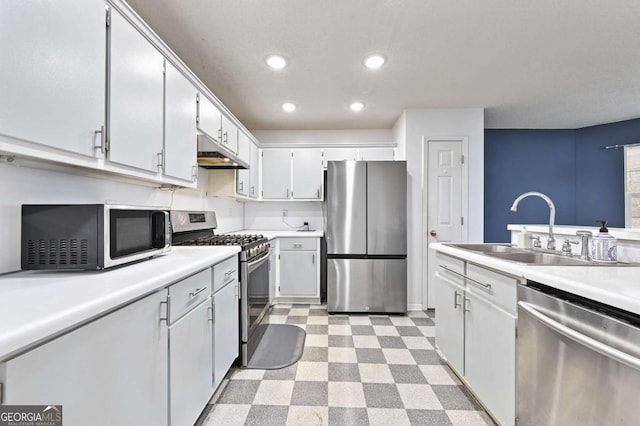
326;161;407;313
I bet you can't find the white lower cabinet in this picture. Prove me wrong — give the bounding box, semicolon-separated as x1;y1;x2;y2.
278;238;319;298
434;265;465;373
168;298;213;426
0;290;169;426
212;280;239;390
433;252;518;426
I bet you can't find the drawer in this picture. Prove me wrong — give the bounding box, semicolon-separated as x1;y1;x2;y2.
280;237;317;251
436;252;465;286
168;268;212;323
466;263;519;315
213;255;238;293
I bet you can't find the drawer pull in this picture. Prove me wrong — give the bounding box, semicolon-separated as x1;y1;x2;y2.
189;287;207;297
293;243;303;248
440;265;492;289
224;269;236;276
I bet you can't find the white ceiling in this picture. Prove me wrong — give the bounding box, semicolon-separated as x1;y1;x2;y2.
126;0;640;130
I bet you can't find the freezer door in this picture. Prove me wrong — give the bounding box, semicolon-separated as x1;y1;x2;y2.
327;258;406;313
326;161;367;255
367;161;407;255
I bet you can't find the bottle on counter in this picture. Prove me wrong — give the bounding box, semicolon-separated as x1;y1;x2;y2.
591;220;617;263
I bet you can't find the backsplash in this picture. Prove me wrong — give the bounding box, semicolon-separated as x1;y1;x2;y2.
0;162;243;274
244;201;324;231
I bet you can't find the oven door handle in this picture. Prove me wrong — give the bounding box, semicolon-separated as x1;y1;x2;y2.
518;301;640;371
246;249;271;272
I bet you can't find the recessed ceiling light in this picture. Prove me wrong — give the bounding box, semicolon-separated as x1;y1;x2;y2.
266;55;287;70
350;102;365;112
282;102;297;112
363;54;386;69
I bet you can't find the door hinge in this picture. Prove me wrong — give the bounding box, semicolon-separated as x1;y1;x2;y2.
461;216;464;225
278;286;280;292
105;7;111;27
461;154;465;164
278;254;280;260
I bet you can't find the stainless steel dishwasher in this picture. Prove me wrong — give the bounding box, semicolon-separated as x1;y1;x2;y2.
518;282;640;425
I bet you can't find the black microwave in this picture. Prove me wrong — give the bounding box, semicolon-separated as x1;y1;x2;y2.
21;204;171;270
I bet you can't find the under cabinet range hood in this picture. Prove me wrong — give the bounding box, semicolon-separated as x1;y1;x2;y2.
197;133;249;169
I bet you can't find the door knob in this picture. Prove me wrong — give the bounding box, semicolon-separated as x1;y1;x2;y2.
430;230;437;237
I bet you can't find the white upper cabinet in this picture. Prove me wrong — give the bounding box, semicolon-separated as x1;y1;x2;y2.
109;9;164;173
261;149;292;199
249;142;260;198
322;148;358;167
164;62;198;182
359;147;396;161
197;95;222;142
292;149;323;199
221;115;238;154
236;132;251;196
0;0;105;157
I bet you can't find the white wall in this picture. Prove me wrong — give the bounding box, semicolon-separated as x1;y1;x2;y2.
0;162;243;274
392;111;407;160
399;108;484;309
253;129;395;147
244;201;323;231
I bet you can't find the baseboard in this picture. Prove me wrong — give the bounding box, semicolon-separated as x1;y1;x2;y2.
407;303;424;312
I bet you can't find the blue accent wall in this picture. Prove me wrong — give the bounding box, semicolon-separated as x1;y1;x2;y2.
484;129;576;242
484;118;640;242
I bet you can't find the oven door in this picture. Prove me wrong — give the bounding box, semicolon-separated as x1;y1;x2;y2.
241;250;271;343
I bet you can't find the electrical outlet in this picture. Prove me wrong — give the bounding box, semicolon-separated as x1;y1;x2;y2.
282;209;288;218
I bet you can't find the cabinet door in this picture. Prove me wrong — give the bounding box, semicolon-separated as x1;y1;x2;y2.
279;251;318;296
359;148;395;161
169;299;213;426
292;149;323;199
3;291;168;426
221;115;238;154
0;0;105;157
197;95;222;142
236;132;251;196
322;149;358;167
262;149;292;199
109;10;164;172
249;142;260;198
213;281;239;390
433;271;465;374
164;62;197;182
269;250;277;304
464;291;516;426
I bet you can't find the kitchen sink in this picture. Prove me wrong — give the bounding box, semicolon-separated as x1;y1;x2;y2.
447;243;525;253
445;243;636;266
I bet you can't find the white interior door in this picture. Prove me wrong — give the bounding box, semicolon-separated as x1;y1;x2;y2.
425;139;465;308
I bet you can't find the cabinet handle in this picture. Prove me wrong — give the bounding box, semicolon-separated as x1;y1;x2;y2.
208;305;214;322
464;297;471;312
218;128;223;142
235;284;239;298
286;188;290;198
312;254;315;264
157;152;164;171
251;186;255;195
454;290;461;308
191;165;198;182
293;243;303;248
316;188;320;199
224;131;228;144
440;265;492;290
160;295;171;323
239;181;244;191
189;287;207;297
94;125;106;154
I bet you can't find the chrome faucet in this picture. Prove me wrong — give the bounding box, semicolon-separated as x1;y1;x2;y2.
510;192;556;251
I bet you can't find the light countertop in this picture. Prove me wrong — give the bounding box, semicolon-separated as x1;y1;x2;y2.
508;224;640;241
0;246;239;361
432;243;640;316
231;230;324;239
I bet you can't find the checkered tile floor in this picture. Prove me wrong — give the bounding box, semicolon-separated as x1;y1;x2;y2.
196;304;494;426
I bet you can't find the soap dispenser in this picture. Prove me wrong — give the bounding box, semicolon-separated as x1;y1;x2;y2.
591;220;617;263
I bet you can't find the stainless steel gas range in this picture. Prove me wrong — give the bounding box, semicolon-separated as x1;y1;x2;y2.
170;210;271;366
